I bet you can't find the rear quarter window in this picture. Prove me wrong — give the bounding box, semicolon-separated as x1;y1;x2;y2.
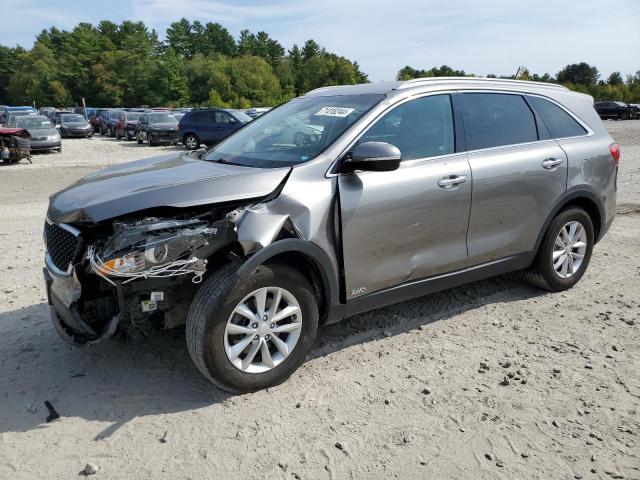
527;96;587;139
462;93;538;150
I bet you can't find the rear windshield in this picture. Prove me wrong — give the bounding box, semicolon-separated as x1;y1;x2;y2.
204;93;384;168
126;113;141;121
16;116;53;129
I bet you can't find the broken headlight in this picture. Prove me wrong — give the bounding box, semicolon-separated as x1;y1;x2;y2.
88;217;229;283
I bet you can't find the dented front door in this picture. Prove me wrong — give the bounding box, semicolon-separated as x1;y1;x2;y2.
338;153;472;299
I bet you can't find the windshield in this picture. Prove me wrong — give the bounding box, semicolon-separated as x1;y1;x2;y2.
126;113;141;121
17;116;53;129
149;113;178;124
62;114;86;123
204;93;384;168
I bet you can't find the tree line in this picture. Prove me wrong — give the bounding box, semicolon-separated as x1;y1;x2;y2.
1;19;638;109
0;19;368;108
397;63;640;103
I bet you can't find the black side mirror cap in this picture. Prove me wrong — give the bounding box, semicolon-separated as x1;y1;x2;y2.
342;141;401;173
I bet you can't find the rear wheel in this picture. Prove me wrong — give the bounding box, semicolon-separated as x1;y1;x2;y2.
186;263;319;392
524;207;594;291
184;134;199;150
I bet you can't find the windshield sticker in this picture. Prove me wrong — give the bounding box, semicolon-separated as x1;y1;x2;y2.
314;107;355;118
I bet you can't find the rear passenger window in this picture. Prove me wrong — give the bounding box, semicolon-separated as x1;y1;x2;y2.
463;93;537;150
528;97;587;138
358;94;454;160
188;111;210;122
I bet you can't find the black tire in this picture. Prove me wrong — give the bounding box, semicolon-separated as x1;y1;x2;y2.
183;133;199;150
524;207;594;292
137;133;143;144
620;112;630;121
186;263;319;393
148;135;155;147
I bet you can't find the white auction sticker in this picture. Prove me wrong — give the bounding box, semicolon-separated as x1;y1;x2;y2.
150;291;164;302
314;107;355;117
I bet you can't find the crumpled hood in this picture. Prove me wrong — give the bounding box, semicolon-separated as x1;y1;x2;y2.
47;152;291;224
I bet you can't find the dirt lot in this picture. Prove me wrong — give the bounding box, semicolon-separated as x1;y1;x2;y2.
0;125;639;480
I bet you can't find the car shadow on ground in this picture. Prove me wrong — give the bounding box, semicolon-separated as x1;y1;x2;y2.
0;272;541;439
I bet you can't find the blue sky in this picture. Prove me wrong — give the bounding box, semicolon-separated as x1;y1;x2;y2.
2;0;639;81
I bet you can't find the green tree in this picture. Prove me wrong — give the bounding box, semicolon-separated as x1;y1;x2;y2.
607;71;623;86
167;18;194;59
150;48;190;106
557;62;599;86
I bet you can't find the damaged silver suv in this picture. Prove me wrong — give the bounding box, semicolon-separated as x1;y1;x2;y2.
44;78;618;392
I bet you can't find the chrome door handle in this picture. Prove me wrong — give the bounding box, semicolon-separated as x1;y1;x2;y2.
541;158;564;170
438;175;468;188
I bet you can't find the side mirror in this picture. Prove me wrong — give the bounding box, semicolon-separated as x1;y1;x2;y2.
342;141;401;173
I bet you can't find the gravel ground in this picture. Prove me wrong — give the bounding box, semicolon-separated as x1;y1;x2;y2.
0;124;639;480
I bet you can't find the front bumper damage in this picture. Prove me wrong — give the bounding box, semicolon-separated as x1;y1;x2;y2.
43;215;238;344
43;180;317;345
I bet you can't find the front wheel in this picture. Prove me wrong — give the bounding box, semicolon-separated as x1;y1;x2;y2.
186;263;319;392
524;207;594;291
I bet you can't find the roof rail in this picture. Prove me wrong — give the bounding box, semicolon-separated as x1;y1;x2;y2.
396;76;568;91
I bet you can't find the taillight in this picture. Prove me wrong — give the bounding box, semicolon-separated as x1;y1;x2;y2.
610;143;620;166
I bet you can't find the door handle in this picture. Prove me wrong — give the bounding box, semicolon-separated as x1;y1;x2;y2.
438;175;468;188
541;158;564;170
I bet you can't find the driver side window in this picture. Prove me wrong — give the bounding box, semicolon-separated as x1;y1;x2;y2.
358;94;454;161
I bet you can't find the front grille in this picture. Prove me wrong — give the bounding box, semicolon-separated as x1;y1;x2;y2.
45;221;82;273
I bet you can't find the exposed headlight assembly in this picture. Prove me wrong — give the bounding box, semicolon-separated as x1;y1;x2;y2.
88;217;231;285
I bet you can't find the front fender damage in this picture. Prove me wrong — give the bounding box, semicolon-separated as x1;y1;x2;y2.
228;203;302;256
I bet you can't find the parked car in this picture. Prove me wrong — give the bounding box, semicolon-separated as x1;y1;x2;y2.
136;112;179;146
178;108;251;150
97;109;117;135
104;109;124;137
7;110;38;126
57;113;93;138
51;110;75;126
89;109;109;133
593;101;637;120
114;111;142;140
15;115;61;152
38;107;57;119
43;77;617;392
245;107;271;119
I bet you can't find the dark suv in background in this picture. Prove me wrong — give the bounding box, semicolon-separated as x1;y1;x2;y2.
178;108;251;150
594;101;639;120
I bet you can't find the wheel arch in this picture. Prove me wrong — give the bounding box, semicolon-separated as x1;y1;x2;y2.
534;188;605;255
235;239;343;325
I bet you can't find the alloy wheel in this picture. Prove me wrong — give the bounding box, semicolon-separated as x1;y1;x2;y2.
224;287;302;374
552;221;587;278
185;136;197;149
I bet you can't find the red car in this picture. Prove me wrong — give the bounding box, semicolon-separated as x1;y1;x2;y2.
115;111;142;140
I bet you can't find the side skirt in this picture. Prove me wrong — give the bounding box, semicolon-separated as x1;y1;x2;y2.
340;253;533;320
